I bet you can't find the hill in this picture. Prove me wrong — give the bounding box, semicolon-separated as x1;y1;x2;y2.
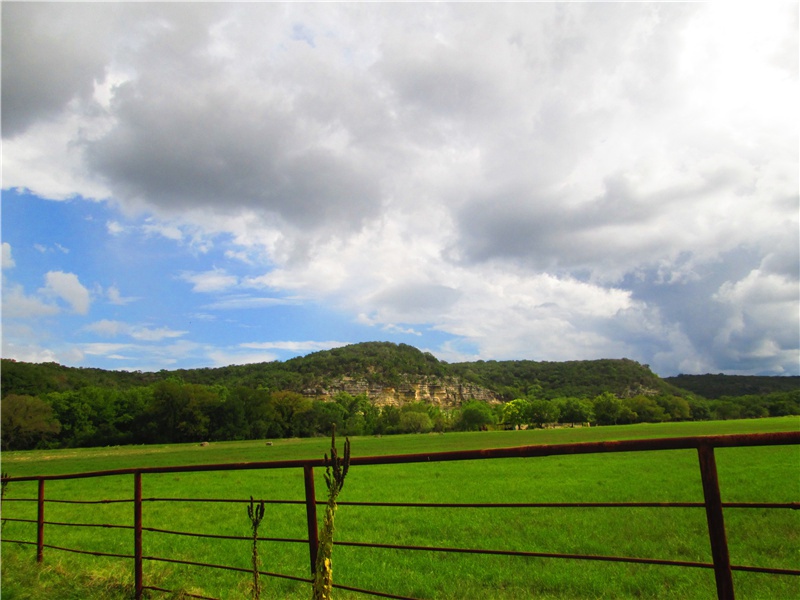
1;342;686;402
664;374;800;399
3;342;798;451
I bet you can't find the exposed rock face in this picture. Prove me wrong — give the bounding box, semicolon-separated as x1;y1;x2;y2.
303;377;500;408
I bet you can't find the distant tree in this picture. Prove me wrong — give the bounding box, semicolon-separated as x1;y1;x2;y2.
271;391;311;437
458;400;496;431
528;399;560;428
687;397;712;421
1;394;61;450
289;397;317;437
592;392;624;425
399;411;433;433
736;397;770;419
314;401;349;436
655;395;691;421
623;396;667;423
712;400;743;420
502;398;530;429
554;397;594;424
376;405;401;434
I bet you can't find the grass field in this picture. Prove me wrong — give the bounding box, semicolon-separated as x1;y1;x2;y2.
2;417;799;599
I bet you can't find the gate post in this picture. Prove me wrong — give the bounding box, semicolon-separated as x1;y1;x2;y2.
697;445;734;600
134;471;143;600
36;478;45;563
303;465;319;574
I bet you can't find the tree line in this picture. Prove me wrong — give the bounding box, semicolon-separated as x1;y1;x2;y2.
3;378;798;451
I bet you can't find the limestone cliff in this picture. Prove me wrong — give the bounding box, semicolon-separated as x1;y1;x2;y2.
302;376;500;408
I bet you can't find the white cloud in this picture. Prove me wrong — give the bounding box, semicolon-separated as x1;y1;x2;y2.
202;295;301;310
84;319;187;342
40;271;91;314
1;283;59;318
130;326;187;342
1;342;59;363
712;269;800;371
180;268;239;293
82;342;133;356
107;285;138;305
143;221;183;241
106;221;125;235
208;349;280;367
2;242;15;269
84;319;128;337
240;340;349;353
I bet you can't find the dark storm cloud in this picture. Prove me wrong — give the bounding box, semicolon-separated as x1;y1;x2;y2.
85;80;380;229
1;3;112;137
453;168;749;275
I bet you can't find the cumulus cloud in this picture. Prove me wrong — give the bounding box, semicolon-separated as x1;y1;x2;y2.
0;3;114;136
107;285;138;305
84;319;128;337
2;242;14;269
712;269;800;372
202;295;301;311
84;319;187;342
40;271;91;314
180;268;239;293
2;2;798;374
2;284;60;319
241;340;349;352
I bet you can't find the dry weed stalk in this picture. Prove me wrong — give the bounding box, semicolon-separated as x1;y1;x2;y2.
312;427;351;600
247;496;266;600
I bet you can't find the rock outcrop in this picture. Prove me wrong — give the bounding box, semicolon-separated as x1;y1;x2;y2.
303;376;500;408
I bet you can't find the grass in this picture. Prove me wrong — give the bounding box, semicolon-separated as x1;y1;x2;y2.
1;417;798;599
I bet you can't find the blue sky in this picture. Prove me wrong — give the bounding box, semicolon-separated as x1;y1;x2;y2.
2;3;798;376
2;189;457;370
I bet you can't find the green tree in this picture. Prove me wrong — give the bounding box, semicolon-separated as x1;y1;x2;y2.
592;392;623;425
554;397;594;424
502;398;530;429
1;394;61;450
688;397;712;421
399;411;433;433
314;401;349;436
655;395;691;421
528;399;560;428
271;391;312;437
458;400;496;431
623;396;667;423
376;405;401;434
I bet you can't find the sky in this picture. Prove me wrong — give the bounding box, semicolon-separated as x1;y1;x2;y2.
1;2;798;377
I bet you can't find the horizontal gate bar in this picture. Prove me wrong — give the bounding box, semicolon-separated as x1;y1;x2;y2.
6;432;798;482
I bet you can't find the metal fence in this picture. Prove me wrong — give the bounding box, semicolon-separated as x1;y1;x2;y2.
2;431;799;600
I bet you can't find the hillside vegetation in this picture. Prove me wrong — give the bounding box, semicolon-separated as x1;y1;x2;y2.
2;341;798;451
1;342;678;399
664;373;800;398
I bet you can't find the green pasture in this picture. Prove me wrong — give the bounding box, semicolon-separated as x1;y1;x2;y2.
2;417;799;599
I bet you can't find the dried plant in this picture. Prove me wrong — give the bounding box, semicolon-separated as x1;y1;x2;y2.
312;427;351;600
247;496;266;600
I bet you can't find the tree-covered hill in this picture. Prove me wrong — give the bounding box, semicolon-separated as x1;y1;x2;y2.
3;342;798;451
664;374;800;399
2;342;678;400
448;357;688;400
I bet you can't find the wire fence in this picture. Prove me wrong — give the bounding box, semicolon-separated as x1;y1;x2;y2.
2;431;799;600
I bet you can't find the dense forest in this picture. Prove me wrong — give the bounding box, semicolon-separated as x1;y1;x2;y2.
2;342;798;451
664;374;800;399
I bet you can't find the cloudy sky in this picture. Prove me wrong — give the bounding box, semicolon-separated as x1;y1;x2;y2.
2;2;798;376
